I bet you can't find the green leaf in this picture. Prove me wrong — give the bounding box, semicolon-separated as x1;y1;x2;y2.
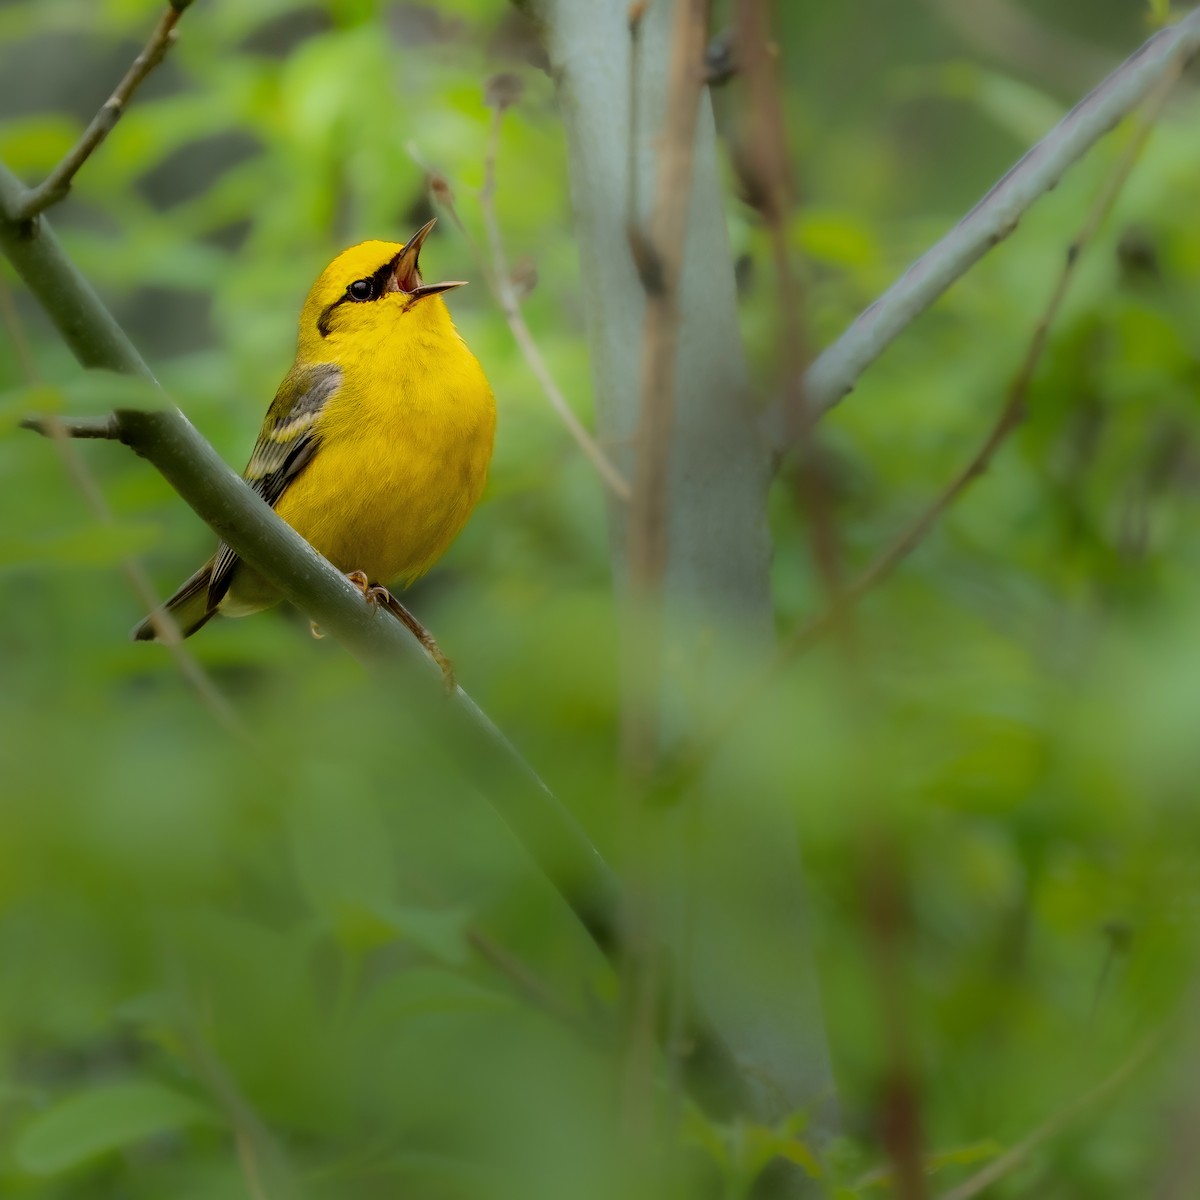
14;1081;215;1175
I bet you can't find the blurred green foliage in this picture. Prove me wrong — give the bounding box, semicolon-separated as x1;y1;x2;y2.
2;0;1200;1197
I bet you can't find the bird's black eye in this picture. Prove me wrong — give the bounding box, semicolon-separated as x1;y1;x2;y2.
347;278;376;302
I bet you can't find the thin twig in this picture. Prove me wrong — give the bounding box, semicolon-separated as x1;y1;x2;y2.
627;0;712;592
937;1035;1161;1200
233;1130;271;1200
414;123;631;503
778;396;1025;660
783;7;1200;443
11;4;189;221
21;413;118;439
477;106;631;501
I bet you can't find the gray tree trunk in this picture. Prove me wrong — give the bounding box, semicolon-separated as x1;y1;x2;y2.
525;0;838;1149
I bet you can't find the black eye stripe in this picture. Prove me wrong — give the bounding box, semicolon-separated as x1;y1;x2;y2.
316;253;404;337
371;252;402;294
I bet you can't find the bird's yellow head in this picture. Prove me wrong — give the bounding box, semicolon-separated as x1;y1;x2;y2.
296;219;465;356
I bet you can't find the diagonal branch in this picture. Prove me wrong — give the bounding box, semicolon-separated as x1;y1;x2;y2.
2;152;762;1132
2;153;619;973
9;3;192;222
776;6;1200;443
21;399;758;1122
22;401;623;959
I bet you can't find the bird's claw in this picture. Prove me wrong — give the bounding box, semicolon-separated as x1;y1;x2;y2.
345;570;456;693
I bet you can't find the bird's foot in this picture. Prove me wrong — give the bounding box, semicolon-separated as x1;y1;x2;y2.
346;570;456;692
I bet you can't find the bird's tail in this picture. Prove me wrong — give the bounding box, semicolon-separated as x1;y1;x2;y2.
131;558;218;642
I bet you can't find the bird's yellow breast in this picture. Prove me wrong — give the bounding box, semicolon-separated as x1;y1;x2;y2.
263;305;494;591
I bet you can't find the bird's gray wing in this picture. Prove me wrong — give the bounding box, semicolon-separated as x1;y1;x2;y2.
207;362;342;607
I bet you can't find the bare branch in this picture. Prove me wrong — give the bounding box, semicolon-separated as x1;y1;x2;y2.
10;5;189;221
169;979;301;1200
466;927;582;1028
21;413;121;439
526;0;834;1142
862;835;926;1200
782;7;1200;442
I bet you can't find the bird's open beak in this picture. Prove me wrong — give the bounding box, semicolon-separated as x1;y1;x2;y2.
391;218;467;301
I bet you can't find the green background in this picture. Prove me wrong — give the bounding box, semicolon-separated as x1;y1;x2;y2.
2;1;1199;1196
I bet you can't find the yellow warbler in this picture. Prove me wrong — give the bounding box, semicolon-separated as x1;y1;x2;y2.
133;220;495;672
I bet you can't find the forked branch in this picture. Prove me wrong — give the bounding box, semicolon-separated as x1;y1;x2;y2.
784;7;1200;442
